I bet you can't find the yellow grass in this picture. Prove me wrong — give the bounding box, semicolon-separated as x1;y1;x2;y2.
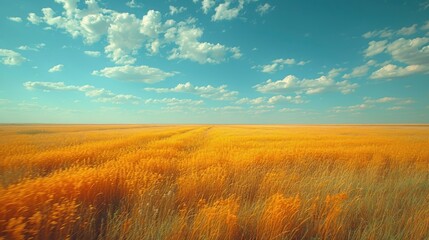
1;124;428;239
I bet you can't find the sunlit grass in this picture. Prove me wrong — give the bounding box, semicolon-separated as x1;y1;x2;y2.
1;124;428;239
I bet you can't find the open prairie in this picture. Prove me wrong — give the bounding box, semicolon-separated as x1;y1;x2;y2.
1;125;429;239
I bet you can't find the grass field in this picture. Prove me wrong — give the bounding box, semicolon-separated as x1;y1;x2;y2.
1;125;428;240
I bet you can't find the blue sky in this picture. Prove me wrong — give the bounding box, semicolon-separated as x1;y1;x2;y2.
0;0;428;123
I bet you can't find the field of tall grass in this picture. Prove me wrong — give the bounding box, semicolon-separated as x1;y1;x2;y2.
1;124;428;239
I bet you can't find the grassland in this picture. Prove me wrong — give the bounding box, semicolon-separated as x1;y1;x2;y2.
1;124;428;240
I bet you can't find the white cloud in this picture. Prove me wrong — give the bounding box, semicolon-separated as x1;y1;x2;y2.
24;81;141;104
0;49;26;65
343;60;376;79
105;13;142;64
254;69;358;95
235;95;305;106
363;97;413;105
24;81;80;91
364;40;387;57
169;6;186;15
92;65;175;83
366;35;429;79
385;37;429;65
397;24;417;36
41;7;81;38
48;64;64;73
236;97;266;105
332;104;368;113
363;29;393;39
145;98;203;106
144;82;238;100
168;24;241;64
126;0;142;8
103;10;165;63
27;13;42;24
8;17;22;22
84;50;101;57
17;43;45;51
388;106;405;111
95;94;140;104
212;0;244;21
370;64;428;79
203;0;216;14
267;95;305;104
332;96;413;113
363;24;418;39
256;3;274;15
279;108;301;113
255;58;307;73
31;1;110;47
212;106;243;111
30;1;239;65
80;13;111;44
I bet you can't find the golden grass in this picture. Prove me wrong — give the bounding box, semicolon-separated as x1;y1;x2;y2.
0;124;428;239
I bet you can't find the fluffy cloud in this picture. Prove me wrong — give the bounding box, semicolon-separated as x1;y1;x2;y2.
388;106;405;111
84;50;101;57
364;28;429;79
343;60;376;79
80;13;111;44
18;43;46;51
255;58;308;73
24;81;141;104
168;24;241;64
8;17;22;22
92;65;175;83
254;69;358;95
48;64;64;73
212;105;243;111
145;98;203;105
212;0;244;21
332;104;368;113
105;13;142;64
363;97;414;105
370;64;427;79
364;40;387;57
363;24;418;39
332;96;414;113
144;82;238;100
195;0;263;21
193;0;216;14
279;108;301;113
235;97;265;105
385;37;429;65
267;95;305;104
0;49;26;65
256;3;274;15
126;0;142;8
169;6;186;15
397;24;418;36
27;13;42;24
30;2;239;65
362;29;394;39
24;81;81;91
235;95;305;105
